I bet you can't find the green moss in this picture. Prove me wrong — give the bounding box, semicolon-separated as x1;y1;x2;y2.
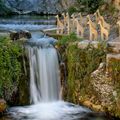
65;44;106;103
76;0;104;13
110;60;120;83
57;35;106;103
58;34;120;117
57;33;83;46
0;36;22;100
110;60;120;117
68;6;78;16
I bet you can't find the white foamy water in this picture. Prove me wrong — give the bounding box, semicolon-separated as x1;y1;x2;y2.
9;101;90;120
28;45;61;103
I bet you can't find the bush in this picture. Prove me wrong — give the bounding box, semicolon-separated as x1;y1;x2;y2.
77;0;104;13
0;0;12;16
68;6;78;16
0;36;22;100
66;44;106;103
57;33;82;46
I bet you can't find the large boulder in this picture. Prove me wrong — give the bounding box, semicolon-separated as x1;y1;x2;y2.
10;30;32;41
107;37;120;54
78;40;103;49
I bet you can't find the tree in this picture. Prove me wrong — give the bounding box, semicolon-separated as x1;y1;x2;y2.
0;0;12;16
77;0;104;13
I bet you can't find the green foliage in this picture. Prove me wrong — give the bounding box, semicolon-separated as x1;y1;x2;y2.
111;60;120;83
77;0;104;13
68;6;78;16
107;4;117;15
66;44;106;103
57;33;82;45
0;36;22;99
0;0;12;16
111;60;120;99
107;60;120;117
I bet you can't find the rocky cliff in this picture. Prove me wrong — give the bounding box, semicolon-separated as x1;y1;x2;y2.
57;36;120;117
3;0;76;14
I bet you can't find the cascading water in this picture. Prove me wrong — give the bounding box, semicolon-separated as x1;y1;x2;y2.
1;16;106;120
28;45;60;103
7;35;106;120
0;15;55;31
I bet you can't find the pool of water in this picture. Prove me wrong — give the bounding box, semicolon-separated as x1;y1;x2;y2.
0;15;55;25
1;101;107;120
0;15;55;32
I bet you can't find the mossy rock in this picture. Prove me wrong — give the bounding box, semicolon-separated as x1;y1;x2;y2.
0;36;29;106
60;42;106;103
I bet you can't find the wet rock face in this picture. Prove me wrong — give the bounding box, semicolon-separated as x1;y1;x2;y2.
4;0;76;14
89;38;120;117
10;30;32;41
59;39;120;117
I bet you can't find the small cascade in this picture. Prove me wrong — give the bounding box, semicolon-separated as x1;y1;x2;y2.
7;35;106;120
28;44;61;103
1;15;107;120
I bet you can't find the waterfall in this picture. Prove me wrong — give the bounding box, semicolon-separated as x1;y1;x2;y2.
8;36;102;119
27;38;61;104
1;16;105;120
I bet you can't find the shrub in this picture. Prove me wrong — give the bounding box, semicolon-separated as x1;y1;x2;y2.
68;6;78;16
66;44;106;103
57;33;82;46
0;36;22;100
77;0;104;13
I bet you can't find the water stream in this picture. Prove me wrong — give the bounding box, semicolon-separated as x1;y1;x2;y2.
28;42;61;103
0;15;55;31
0;15;107;120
